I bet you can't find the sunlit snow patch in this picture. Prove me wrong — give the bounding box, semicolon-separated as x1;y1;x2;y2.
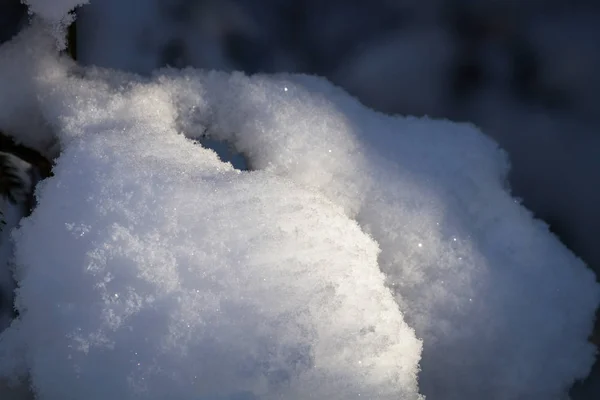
9;132;421;400
0;28;423;400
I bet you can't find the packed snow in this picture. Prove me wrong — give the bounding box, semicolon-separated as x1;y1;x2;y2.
0;19;598;400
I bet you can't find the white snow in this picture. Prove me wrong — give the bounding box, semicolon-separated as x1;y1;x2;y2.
9;129;423;400
0;6;599;400
164;69;600;399
1;24;424;400
21;0;86;48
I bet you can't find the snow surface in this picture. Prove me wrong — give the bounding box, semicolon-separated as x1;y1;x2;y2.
1;24;424;400
9;121;423;400
70;0;600;287
20;0;85;48
165;68;600;400
0;20;598;400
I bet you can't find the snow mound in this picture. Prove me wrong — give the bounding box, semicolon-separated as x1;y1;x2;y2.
0;24;597;400
161;70;600;399
0;27;423;400
10;134;422;400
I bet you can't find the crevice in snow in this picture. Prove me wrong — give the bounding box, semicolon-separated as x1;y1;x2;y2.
194;137;249;172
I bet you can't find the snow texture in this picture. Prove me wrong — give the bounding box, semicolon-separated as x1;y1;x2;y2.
10;130;423;400
0;11;599;400
69;0;600;398
72;0;600;284
165;68;600;400
21;0;87;49
1;25;424;400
